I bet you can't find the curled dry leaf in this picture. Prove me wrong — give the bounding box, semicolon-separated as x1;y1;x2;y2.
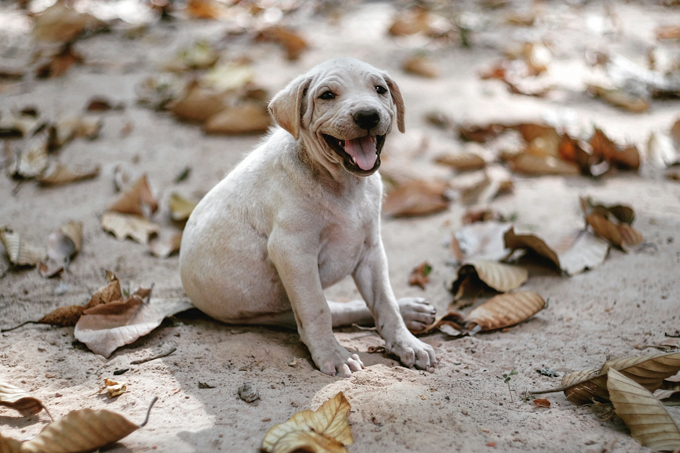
256;26;309;61
587;84;650;113
101;212;160;245
586;213;643;251
1;408;140;453
435;152;486;171
0;226;47;267
505;153;580;176
149;232;182;259
37;161;100;185
108;174;158;217
48;116;102;148
85;271;122;309
103;378;127;398
203;102;271;135
0;381;44;417
6;131;50;179
654;381;680;400
383;180;448;217
561;368;605;405
169;193;198;221
74;296;164;358
39;220;83;278
464;291;545;333
403;56;439;78
590;128;640;170
262;392;353;453
607;368;680;452
171;84;227;123
33;1;101;42
408;261;432;290
452;260;528;294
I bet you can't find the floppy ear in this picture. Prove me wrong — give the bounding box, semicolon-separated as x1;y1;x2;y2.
383;73;405;133
268;74;311;140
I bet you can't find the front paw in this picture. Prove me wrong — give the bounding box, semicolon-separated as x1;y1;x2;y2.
398;297;437;332
385;330;437;370
311;343;364;378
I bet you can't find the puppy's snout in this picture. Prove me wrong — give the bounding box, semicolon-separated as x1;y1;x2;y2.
353;109;380;130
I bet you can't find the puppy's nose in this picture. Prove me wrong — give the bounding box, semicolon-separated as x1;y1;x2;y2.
353;109;380;130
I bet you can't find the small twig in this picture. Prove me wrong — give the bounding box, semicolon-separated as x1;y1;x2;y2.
1;320;39;333
131;348;176;365
144;283;155;303
665;332;680;338
139;396;158;428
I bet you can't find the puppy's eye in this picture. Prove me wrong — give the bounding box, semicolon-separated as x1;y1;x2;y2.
375;85;387;95
319;91;336;100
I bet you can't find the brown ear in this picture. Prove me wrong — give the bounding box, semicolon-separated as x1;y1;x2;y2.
383;73;405;133
268;74;311;140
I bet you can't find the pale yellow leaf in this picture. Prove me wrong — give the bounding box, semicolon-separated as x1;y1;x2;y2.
607;368;680;452
169;193;197;221
0;226;47;266
262;392;353;453
101;212;160;245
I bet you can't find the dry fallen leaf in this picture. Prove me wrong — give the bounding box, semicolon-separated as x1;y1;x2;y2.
39;220;83;278
36;305;86;327
85;271;123;309
171;84;227;124
35;43;84;79
74;296;164;358
203;102;271;135
590;128;640;170
581;197;643;251
505;153;580;176
1;408;141;452
169;193;198;221
149;231;182;259
103;378;127;398
607;368;680;452
0;110;46;138
262;392;353;453
86;97;123;112
163;40;220;72
654;381;680;401
33;1;101;42
464;291;545;333
403;55;439;78
101;212;160;245
108;174;158;217
587;84;650;113
383;180;448;217
256;26;308;61
533;398;550;408
434;152;486;171
185;0;227;19
452;260;528;294
0;381;45;417
0;226;47;267
48;116;102;148
6;131;50;179
458;123;504;143
36;161;100;185
408;261;432;289
452;221;512;262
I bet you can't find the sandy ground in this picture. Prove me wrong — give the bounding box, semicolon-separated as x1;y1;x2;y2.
1;1;680;452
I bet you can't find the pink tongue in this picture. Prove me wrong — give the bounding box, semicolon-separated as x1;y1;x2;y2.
344;136;377;170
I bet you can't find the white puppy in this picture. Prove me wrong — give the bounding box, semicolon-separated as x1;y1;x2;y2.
180;58;437;377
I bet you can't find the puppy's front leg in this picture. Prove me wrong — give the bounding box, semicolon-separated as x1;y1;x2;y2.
353;241;437;370
268;229;364;377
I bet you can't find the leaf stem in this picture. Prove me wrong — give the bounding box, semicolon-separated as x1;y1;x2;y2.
139;396;158;428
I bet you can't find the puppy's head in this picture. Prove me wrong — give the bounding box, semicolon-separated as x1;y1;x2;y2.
269;58;405;176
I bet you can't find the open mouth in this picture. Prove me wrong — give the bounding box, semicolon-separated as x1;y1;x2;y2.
323;134;386;175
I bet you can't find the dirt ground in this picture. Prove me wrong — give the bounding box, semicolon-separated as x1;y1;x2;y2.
1;0;680;452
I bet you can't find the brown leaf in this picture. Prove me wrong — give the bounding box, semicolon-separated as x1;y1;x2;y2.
0;381;44;417
656;25;680;40
203;102;271;135
533;398;550;408
37;305;86;327
36;161;100;185
458;123;504;143
48;116;102;148
452;260;528;294
403;56;439;78
169;193;198;221
171;84;227;123
101;212;160;245
607;368;680;452
84;272;123;310
185;0;226;19
464;291;546;332
86;97;124;112
0;226;47;267
74;297;165;357
262;392;353;453
561;368;607;405
505;153;580;176
434;152;486;171
16;408;140;452
503;227;559;268
586;213;643;251
388;8;432;36
108;174;158;217
383;180;448;217
408;262;432;289
590;128;640;170
33;1;101;42
35;43;83;79
256;26;308;61
149;232;182;259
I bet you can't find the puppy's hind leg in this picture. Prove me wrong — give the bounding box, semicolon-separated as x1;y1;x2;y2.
329;298;437;331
